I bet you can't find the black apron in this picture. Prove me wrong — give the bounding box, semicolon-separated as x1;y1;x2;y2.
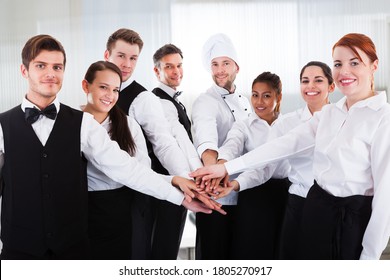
301;182;372;259
88;186;133;259
278;193;306;259
232;178;290;259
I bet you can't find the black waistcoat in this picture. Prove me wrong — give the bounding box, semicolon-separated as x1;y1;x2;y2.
116;80;147;115
116;81;169;175
152;87;193;141
0;104;88;256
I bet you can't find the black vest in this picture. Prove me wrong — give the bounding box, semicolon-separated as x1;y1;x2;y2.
116;80;147;116
116;81;169;175
152;87;193;141
0;104;88;256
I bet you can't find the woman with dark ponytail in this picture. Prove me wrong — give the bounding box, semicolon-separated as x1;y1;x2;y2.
83;61;139;156
82;61;150;259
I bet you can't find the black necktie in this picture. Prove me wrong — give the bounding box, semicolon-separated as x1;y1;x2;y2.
173;91;182;99
173;91;186;111
25;103;57;124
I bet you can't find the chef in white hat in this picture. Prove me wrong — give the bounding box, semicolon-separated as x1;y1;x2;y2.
191;33;252;259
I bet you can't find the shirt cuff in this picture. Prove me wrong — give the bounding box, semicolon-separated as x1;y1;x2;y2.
166;187;185;206
218;151;232;161
225;157;246;175
235;176;250;192
197;142;219;158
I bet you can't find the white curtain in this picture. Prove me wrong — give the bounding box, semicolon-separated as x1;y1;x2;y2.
0;0;173;111
171;0;390;113
0;0;390;113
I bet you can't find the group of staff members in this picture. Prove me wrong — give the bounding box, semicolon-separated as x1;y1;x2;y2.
0;29;389;261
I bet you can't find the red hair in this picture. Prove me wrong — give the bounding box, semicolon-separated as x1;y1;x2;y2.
332;33;378;64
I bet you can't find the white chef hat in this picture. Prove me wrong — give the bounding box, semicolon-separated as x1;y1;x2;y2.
202;33;239;71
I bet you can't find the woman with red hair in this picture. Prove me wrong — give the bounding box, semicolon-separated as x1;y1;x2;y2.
191;33;390;260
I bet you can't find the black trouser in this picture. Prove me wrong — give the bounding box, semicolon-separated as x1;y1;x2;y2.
195;205;237;260
301;182;372;260
278;193;306;259
231;178;290;260
88;186;133;260
151;198;187;260
130;191;154;259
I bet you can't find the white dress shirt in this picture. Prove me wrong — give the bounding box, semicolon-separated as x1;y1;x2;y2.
0;97;184;206
271;105;314;197
155;82;203;171
123;80;191;177
219;114;290;191
225;91;390;259
192;83;252;205
87;115;160;191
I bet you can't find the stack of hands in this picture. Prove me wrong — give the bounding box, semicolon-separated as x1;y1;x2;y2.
173;162;236;215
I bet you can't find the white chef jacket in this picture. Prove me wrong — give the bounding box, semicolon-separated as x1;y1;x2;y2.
271;105;314;197
0;97;184;206
225;91;390;259
192;83;252;205
219;114;290;191
123;79;191;177
155;82;202;171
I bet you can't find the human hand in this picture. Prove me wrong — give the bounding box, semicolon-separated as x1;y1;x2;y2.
182;198;212;214
192;190;227;215
212;180;240;200
181;195;226;215
189;164;228;186
172;176;203;202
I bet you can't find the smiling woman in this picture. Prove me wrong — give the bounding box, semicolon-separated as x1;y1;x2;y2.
82;62;122;122
81;61;139;259
332;34;379;109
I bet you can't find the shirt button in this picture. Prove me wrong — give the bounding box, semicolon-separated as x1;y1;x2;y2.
46;232;53;238
42;153;48;158
245;108;247;111
232;110;235;113
43;174;49;179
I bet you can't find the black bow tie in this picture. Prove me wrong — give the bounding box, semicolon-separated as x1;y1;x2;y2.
25;104;57;124
173;91;182;99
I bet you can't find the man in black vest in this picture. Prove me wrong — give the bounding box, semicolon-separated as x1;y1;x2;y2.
151;44;203;259
0;34;220;260
104;29;199;259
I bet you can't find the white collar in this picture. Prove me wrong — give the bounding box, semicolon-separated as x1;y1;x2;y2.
212;83;235;96
121;78;135;90
336;91;387;112
157;82;177;98
21;96;60;113
300;105;314;121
